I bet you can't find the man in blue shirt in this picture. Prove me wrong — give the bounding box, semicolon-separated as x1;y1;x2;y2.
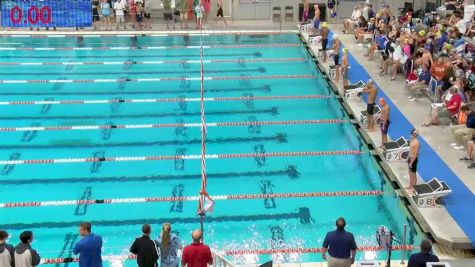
73;222;103;267
322;217;357;267
407;64;431;101
408;239;439;267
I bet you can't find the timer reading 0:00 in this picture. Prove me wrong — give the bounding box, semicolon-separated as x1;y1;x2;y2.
10;6;53;24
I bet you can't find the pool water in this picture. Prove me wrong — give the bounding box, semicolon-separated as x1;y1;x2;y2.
0;33;421;266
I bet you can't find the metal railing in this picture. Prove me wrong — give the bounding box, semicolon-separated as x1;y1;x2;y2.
212;250;236;267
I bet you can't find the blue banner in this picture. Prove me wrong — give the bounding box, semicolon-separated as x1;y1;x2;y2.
1;0;92;27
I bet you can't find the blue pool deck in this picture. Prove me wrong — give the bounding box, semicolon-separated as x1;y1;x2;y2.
301;25;475;253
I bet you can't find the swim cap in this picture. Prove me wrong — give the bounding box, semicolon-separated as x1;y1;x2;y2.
419;30;426;37
410;129;419;137
343;48;349;53
322;22;328;28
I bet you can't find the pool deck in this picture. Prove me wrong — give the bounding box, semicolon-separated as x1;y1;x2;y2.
301;24;475;262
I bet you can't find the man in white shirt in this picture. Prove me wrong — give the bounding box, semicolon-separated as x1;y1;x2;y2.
114;0;127;30
343;4;362;33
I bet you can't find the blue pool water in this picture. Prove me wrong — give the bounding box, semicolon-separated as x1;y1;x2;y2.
0;33;422;265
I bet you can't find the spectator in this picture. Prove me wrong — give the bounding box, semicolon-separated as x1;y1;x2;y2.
181;230;213;267
302;0;310;22
0;230;14;267
144;0;153;30
322;217;357;267
407;63;431;101
313;4;321;31
176;0;189;29
408;239;439;267
129;1;139;30
379;97;391;147
73;222;103;267
195;1;204;29
92;0;101;30
130;224;160;267
114;0;127;30
100;0;112;30
162;0;175;29
422;87;462;126
216;0;228;27
327;0;336;22
407;129;420;191
157;223;182;267
460;137;475;168
203;0;211;22
451;105;475;150
14;231;41;267
343;4;362;34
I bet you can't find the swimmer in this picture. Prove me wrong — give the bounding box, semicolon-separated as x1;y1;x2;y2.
379;98;390;147
303;0;310;22
407;129;420;191
332;34;341;81
362;79;378;132
321;23;330;63
341;48;350;87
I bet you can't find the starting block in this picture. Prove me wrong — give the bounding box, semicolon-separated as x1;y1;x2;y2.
308;34;322;45
382;136;409;161
317;49;334;60
297;21;312;32
359;105;381;128
413;178;452;208
329;65;338;78
343;80;365;99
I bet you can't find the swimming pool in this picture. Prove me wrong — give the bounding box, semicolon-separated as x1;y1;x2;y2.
0;32;422;266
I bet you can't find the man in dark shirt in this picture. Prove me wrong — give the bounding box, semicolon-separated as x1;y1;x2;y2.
130;224;159;267
408;239;439;267
322;217;357;267
182;230;213;267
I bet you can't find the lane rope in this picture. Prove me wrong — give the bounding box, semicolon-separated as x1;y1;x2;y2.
0;74;317;84
0;119;349;132
0;58;308;66
39;245;414;264
0;190;384;208
0;31;295;38
0;150;363;165
0;43;300;51
0;94;332;106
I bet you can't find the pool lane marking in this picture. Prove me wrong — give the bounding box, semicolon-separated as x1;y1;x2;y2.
39;245;414;264
0;94;332;106
0;57;308;66
0;31;294;38
0;190;383;208
0;43;300;51
0;74;316;84
0;150;362;165
0;119;349;132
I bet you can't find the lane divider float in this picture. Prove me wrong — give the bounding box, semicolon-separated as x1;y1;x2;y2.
0;74;317;84
0;57;308;66
0;190;384;208
39;245;414;264
0;43;300;51
0;150;363;165
0;119;349;132
0;94;332;106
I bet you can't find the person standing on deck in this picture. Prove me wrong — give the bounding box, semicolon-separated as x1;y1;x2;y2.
73;222;103;267
130;224;160;267
14;231;41;267
332;34;341;82
157;223;182;267
322;217;357;267
321;23;330;63
361;79;378;132
0;230;15;267
379;98;390;147
340;48;350;87
407;129;421;191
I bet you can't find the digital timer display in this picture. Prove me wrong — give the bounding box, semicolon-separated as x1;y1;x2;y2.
1;0;92;28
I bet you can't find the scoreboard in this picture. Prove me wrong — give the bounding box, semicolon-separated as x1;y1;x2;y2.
1;0;92;27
